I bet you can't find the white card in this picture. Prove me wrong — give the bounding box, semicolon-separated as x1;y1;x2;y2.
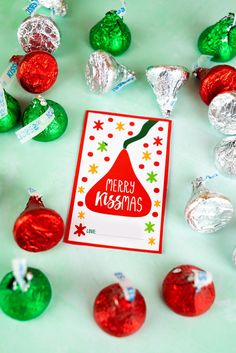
65;111;172;253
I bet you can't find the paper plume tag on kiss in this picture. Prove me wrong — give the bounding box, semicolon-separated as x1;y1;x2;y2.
65;111;172;254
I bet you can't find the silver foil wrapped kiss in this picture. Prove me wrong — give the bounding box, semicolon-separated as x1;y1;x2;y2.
215;136;236;177
185;177;234;233
39;0;67;16
208;92;236;135
17;15;61;54
146;65;189;117
86;50;136;94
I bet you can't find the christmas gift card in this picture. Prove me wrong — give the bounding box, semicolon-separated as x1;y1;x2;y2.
65;111;171;253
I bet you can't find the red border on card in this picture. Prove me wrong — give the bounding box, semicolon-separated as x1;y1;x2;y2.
64;110;172;254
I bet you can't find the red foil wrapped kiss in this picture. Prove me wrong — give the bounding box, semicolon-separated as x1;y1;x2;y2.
195;65;236;105
94;283;146;337
12;51;58;93
162;265;215;317
13;195;64;252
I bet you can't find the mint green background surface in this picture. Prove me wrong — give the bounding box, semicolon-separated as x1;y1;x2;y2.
0;1;236;352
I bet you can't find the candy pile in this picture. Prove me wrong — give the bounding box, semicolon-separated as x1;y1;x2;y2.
1;0;236;340
0;1;68;142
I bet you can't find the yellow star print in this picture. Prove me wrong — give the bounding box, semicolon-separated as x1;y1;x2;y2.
148;237;156;246
78;186;85;194
89;164;99;174
154;200;161;207
142;150;152;161
116;122;125;131
78;211;85;219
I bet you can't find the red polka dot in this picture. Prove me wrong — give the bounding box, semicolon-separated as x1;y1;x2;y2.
108;133;113;138
89;135;95;140
143;143;149;148
82;177;88;182
130;122;135;126
77;201;84;207
158;127;163;131
104;157;110;162
88;152;93;157
154;188;160;193
156;150;162;155
152;212;158;217
139;164;145;169
128;131;133;136
154;161;160;166
108;117;113;122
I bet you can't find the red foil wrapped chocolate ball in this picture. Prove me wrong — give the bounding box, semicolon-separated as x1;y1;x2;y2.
13;195;64;252
13;51;58;93
162;265;215;317
93;283;146;337
195;65;236;105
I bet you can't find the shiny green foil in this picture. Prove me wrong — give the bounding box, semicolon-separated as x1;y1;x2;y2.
0;90;21;132
0;267;51;321
89;11;131;56
23;98;68;142
198;13;236;62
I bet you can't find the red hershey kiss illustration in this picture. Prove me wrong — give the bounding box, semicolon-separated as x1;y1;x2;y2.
86;149;152;217
13;194;65;252
195;65;236;105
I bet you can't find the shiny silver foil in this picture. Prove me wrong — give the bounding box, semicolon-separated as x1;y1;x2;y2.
146;65;189;117
232;247;236;265
17;15;60;53
209;92;236;134
215;136;236;176
39;0;67;16
184;177;234;233
86;50;136;94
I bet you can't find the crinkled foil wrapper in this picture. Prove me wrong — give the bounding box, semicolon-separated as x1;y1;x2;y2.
184;178;234;233
215;136;236;176
232;247;236;265
86;50;136;94
17;15;61;53
208;92;236;134
39;0;67;16
146;66;189;117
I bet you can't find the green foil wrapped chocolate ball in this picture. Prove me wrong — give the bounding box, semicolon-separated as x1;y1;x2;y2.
0;267;51;321
23;98;68;142
0;90;21;132
198;13;236;62
89;10;131;56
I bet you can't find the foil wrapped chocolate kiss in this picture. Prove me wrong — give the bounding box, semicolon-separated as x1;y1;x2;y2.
208;92;236;134
184;177;234;233
13;191;65;252
146;65;189;117
215;136;236;176
86;50;136;94
39;0;67;16
17;15;61;54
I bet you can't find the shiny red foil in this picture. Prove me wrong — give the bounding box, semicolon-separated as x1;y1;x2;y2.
16;51;58;93
195;65;236;105
94;283;146;337
162;265;215;317
13;196;64;252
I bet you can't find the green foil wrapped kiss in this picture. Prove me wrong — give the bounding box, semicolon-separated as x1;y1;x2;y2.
198;13;236;62
89;10;131;56
0;90;21;132
23;98;68;142
0;267;51;321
